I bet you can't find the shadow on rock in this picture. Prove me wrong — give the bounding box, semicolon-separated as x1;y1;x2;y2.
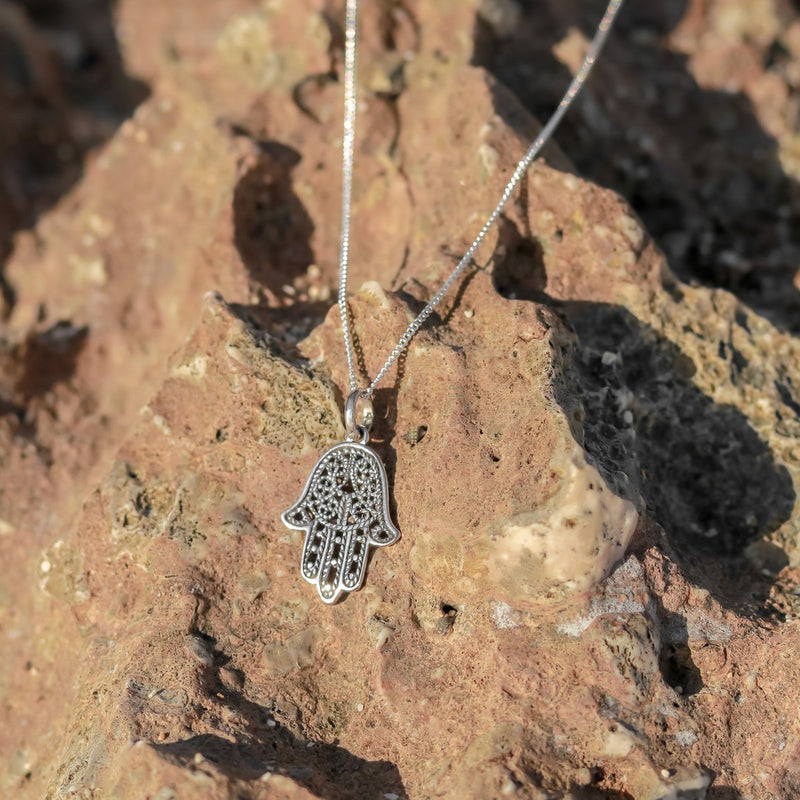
15;320;89;401
0;0;149;300
474;0;800;334
570;787;635;800
150;635;406;800
559;299;795;585
233;140;316;303
154;732;405;800
652;593;705;697
0;0;148;439
491;219;796;616
706;788;744;800
0;319;88;426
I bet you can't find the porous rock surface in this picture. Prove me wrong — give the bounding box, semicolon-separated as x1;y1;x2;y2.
0;1;799;799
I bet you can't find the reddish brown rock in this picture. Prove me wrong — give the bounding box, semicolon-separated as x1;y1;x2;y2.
0;2;799;800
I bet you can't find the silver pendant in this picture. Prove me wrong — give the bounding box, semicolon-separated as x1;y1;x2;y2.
282;392;400;603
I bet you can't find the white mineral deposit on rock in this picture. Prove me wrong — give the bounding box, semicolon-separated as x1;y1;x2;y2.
557;556;650;637
489;448;639;604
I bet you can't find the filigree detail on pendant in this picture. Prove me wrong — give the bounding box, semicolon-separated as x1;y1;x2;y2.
282;441;400;603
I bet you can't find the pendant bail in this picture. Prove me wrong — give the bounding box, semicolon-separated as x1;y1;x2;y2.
345;390;374;444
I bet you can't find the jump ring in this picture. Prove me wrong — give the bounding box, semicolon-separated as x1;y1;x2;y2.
344;390;374;443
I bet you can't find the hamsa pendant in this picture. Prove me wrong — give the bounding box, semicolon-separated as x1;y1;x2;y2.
282;441;400;603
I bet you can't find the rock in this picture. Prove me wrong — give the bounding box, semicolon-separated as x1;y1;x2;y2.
472;0;800;333
262;626;325;677
0;1;799;799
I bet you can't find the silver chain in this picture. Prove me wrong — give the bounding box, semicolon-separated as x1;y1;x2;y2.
337;0;625;397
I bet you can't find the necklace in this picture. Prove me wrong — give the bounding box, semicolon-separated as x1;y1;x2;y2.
282;0;625;604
